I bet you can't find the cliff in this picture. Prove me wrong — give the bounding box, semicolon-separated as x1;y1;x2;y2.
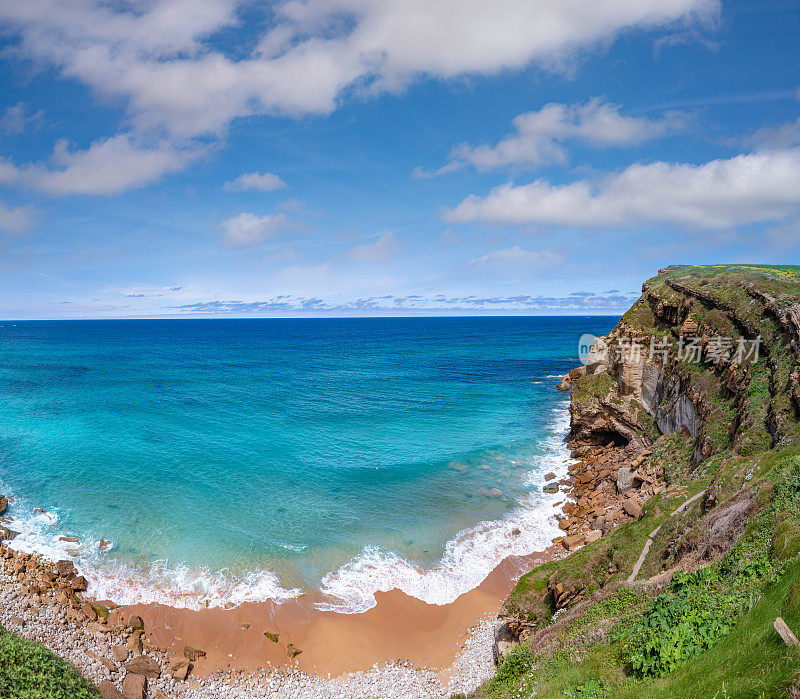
480;265;800;698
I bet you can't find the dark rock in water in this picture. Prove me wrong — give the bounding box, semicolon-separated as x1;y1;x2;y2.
71;575;88;591
125;655;161;679
58;536;79;543
99;539;111;551
0;526;19;541
183;644;206;662
0;496;7;515
543;483;559;494
544;472;556;481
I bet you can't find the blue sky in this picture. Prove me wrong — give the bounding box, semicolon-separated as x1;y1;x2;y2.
0;0;798;318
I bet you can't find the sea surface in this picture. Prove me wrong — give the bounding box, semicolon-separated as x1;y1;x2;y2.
0;316;617;612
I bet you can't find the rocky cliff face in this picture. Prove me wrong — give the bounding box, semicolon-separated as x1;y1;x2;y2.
568;265;800;463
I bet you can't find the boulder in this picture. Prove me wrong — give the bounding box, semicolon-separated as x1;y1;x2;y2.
543;483;559;494
111;646;129;662
88;651;117;673
287;643;303;659
544;472;556;481
615;467;638;495
0;526;19;541
622;499;643;519
556;376;570;391
183;644;206;662
124;655;161;679
81;603;97;622
55;560;75;577
492;622;518;665
127;633;143;655
97;680;124;699
122;673;146;699
562;534;586;551
0;496;7;515
168;657;191;681
585;530;603;543
128;615;144;631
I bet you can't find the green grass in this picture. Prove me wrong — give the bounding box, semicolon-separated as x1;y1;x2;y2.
0;624;99;698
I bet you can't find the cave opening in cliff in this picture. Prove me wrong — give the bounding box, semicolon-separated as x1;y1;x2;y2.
588;429;629;447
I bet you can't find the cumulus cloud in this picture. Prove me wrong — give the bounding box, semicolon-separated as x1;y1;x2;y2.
224;171;287;191
445;147;800;229
0;199;37;235
420;98;687;175
344;232;398;262
0;0;718;139
0;135;198;195
222;212;288;246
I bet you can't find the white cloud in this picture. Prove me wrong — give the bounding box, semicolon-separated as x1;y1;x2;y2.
0;0;718;139
420;98;686;175
222;212;288;246
445;147;800;229
0;200;37;235
224;171;287;191
344;232;398;262
0;103;44;135
468;246;563;270
745;117;800;150
0;135;198;195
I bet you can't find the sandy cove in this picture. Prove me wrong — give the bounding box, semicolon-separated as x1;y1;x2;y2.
0;430;661;697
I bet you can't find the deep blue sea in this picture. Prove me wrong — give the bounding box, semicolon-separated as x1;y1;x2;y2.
0;317;616;611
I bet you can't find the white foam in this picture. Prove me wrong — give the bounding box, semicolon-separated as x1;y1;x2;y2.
1;402;573;614
0;480;301;611
317;403;573;613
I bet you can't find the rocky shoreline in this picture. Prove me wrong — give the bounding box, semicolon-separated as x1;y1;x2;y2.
0;387;663;698
0;534;501;698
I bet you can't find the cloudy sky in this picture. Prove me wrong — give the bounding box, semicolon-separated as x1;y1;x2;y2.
0;0;798;318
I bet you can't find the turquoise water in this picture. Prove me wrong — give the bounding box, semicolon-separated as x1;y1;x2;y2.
0;317;616;611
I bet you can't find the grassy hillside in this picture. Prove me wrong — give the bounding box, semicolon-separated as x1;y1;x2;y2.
0;624;99;698
473;265;800;699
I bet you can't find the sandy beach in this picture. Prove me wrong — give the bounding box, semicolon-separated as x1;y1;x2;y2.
115;547;558;681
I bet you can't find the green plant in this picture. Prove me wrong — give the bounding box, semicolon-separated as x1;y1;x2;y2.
563;678;607;697
0;624;99;698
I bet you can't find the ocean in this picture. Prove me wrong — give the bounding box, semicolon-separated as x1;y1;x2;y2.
0;316;617;612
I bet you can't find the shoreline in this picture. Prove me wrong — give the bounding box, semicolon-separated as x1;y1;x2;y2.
0;401;586;696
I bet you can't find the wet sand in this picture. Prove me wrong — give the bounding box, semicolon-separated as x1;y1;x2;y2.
110;547;560;681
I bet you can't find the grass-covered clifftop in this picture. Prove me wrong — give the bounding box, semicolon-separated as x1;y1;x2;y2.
474;265;800;699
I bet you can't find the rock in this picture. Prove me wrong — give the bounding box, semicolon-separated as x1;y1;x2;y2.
0;496;7;515
562;534;586;551
183;644;206;662
98;680;124;699
492;622;517;665
125;655;161;678
56;559;75;577
86;621;110;638
99;539;111;551
0;526;19;541
287;643;303;659
585;530;603;543
556;376;570;391
168;657;191;681
622;499;643;519
112;645;129;662
88;650;117;673
615;467;637;495
58;536;80;543
127;633;143;655
544;472;556;481
122;672;147;699
81;602;97;621
264;631;279;643
543;483;559;494
8;614;25;628
128;614;144;631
